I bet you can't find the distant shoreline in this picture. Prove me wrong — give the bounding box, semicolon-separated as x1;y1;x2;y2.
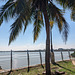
0;49;75;52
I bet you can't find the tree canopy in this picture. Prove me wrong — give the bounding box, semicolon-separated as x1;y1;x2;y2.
0;0;69;44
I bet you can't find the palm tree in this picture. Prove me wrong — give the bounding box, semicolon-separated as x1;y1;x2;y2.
50;20;64;64
0;0;69;75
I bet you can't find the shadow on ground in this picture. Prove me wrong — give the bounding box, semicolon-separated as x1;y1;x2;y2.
7;70;12;75
53;62;75;73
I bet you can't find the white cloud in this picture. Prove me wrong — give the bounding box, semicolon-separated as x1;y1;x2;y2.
0;43;75;51
0;43;45;51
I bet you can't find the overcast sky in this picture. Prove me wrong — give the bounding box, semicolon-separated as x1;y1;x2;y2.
0;1;75;51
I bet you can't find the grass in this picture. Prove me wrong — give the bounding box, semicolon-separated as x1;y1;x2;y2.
0;60;75;75
55;61;75;75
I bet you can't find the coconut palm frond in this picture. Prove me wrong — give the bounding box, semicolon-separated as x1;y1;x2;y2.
56;0;68;8
23;20;28;33
56;17;63;32
48;2;69;42
0;0;31;25
31;3;44;42
71;10;75;21
23;5;32;33
56;0;75;8
9;15;23;45
12;0;27;16
57;12;69;43
48;2;64;32
62;22;69;43
0;1;15;25
9;8;31;45
33;11;44;42
56;0;75;21
32;0;44;12
0;17;3;26
23;13;31;33
32;0;38;7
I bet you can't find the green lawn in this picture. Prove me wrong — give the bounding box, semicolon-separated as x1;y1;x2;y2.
51;60;75;75
0;60;75;75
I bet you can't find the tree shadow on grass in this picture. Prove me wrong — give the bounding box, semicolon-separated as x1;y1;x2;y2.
7;70;12;75
62;61;68;63
53;63;75;73
63;61;71;64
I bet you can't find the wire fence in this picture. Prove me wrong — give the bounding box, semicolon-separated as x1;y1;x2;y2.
0;50;74;72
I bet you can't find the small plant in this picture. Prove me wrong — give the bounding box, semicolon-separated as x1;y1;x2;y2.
71;51;75;57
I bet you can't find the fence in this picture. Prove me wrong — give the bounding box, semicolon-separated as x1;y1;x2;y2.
0;49;75;72
10;50;45;72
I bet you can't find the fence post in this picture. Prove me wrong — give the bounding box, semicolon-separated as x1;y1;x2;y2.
10;50;12;71
68;50;71;60
27;50;30;72
61;50;63;61
39;50;44;69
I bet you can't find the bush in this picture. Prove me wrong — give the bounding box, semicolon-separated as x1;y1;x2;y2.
71;51;75;57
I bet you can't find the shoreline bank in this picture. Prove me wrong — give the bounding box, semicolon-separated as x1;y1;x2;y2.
0;59;71;74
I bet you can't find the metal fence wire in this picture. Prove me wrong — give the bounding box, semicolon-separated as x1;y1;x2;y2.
0;49;74;72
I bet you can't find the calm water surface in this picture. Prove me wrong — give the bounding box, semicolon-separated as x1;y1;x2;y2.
0;51;74;70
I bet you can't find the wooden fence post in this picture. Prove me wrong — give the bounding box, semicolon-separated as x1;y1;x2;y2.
27;50;30;72
10;50;12;71
68;50;71;60
39;50;44;69
61;50;63;61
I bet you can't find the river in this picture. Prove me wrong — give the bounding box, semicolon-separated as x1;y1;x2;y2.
0;51;74;70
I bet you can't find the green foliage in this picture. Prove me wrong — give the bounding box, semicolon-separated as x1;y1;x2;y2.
0;1;15;25
48;2;69;43
56;0;75;8
0;0;69;44
71;51;75;57
33;11;44;42
56;0;75;21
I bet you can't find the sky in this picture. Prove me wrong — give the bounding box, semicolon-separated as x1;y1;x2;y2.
0;1;75;51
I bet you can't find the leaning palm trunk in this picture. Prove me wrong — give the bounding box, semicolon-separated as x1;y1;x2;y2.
51;52;55;64
51;30;55;64
42;3;51;75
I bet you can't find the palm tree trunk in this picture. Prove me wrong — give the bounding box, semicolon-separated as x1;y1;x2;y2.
51;30;53;52
44;11;51;75
42;2;51;75
51;29;55;64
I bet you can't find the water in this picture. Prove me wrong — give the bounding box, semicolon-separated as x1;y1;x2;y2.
0;51;74;70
